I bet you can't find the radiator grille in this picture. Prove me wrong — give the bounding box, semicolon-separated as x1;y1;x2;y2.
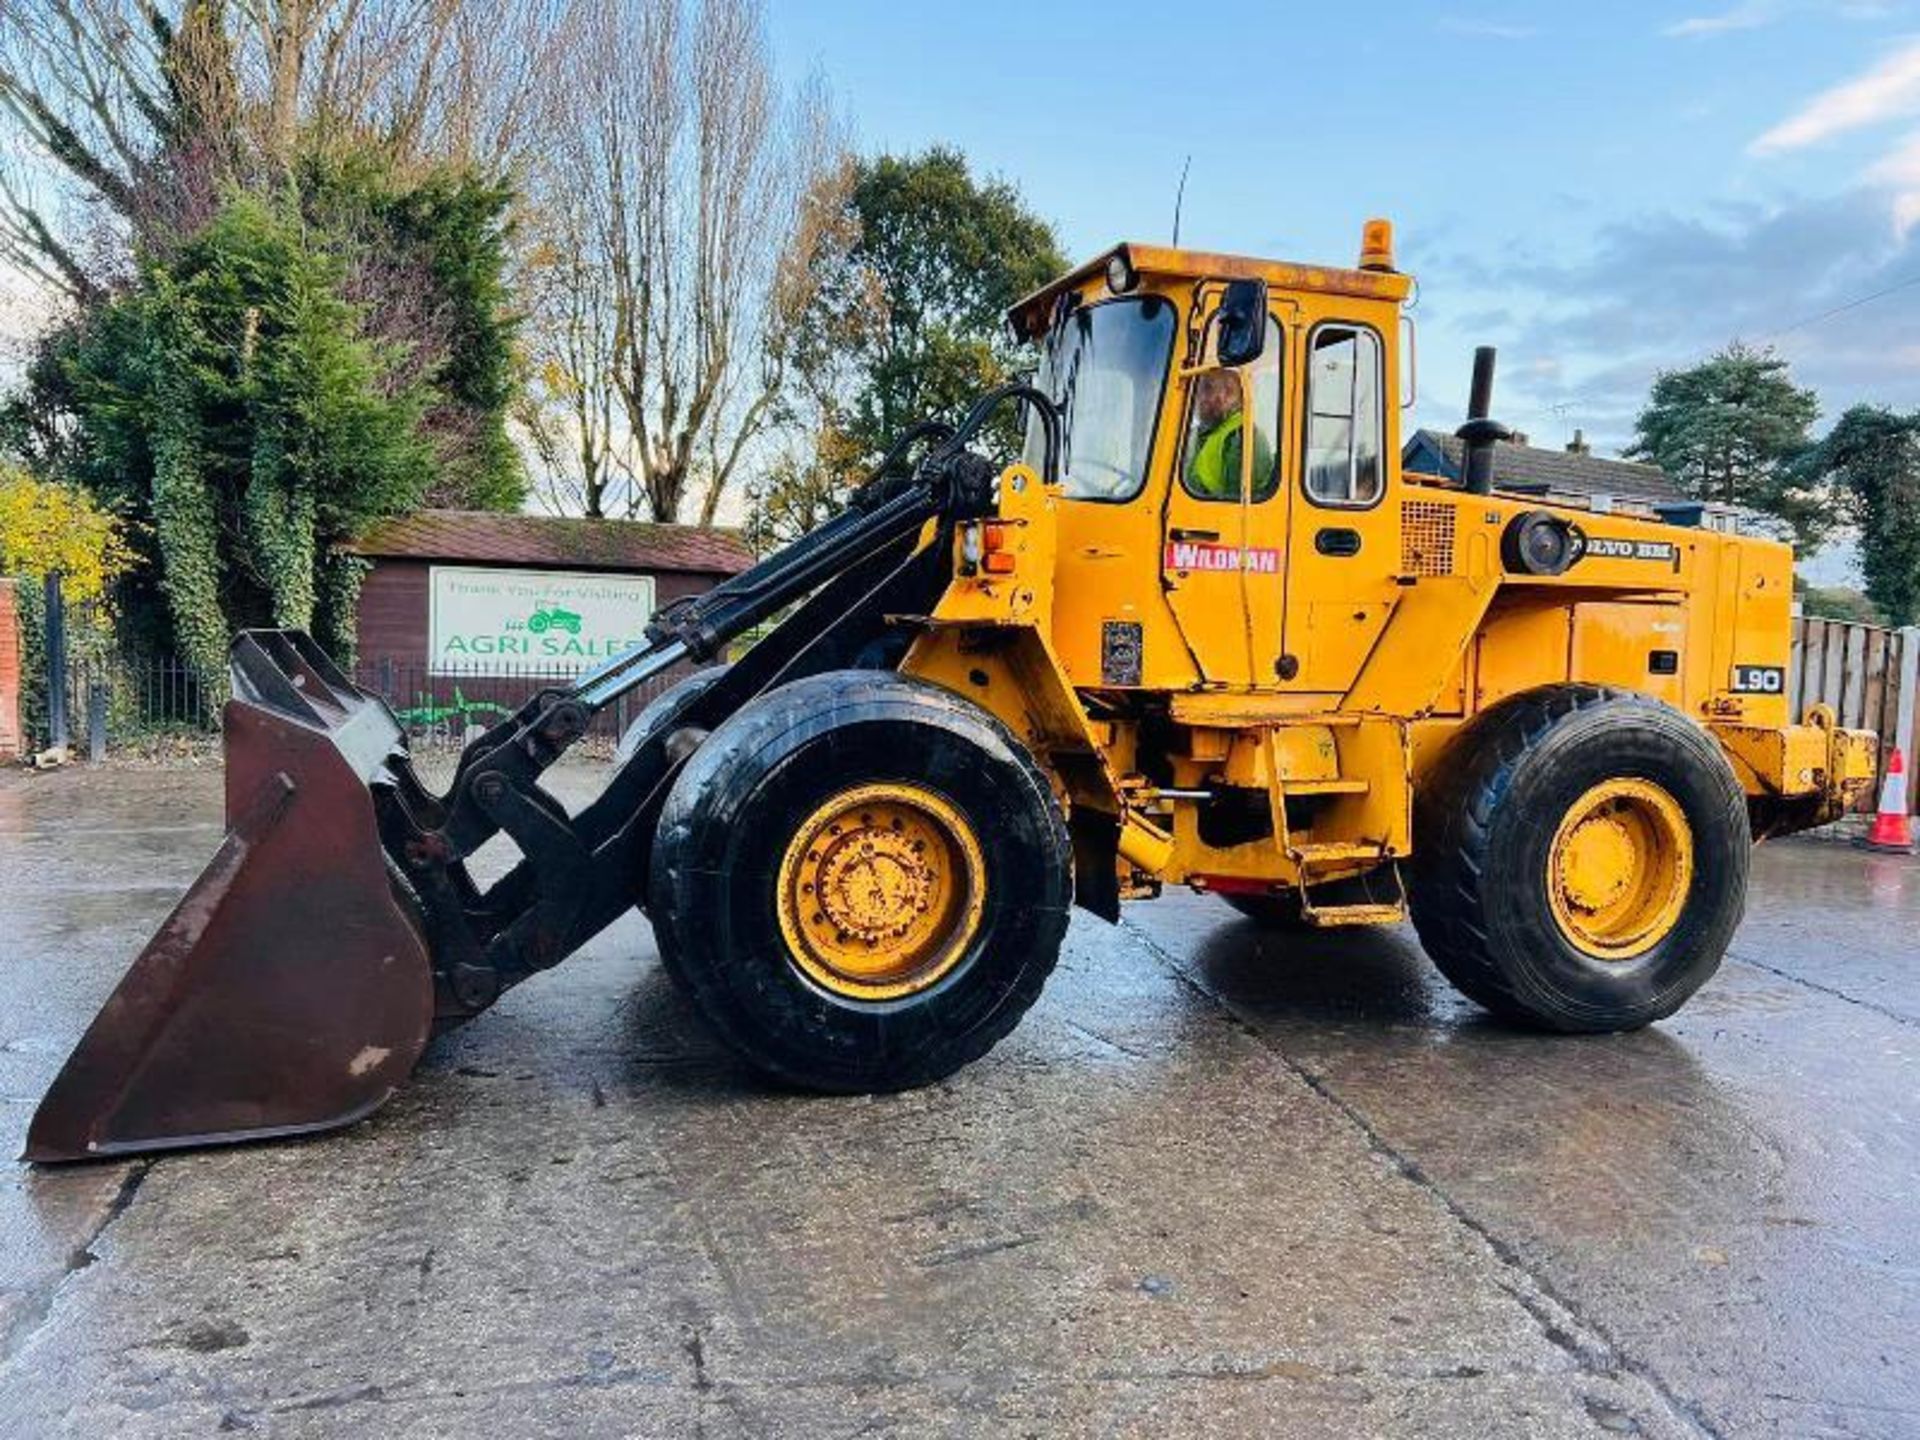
1401;501;1457;576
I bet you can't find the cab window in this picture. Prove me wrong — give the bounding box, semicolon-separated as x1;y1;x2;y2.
1025;296;1177;502
1304;325;1383;507
1179;317;1282;502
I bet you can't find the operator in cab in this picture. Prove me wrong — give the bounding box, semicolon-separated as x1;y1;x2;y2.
1184;369;1273;500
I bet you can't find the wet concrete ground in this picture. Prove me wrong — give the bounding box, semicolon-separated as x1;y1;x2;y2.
0;762;1913;1438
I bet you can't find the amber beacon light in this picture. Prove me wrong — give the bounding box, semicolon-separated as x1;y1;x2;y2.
1359;218;1395;272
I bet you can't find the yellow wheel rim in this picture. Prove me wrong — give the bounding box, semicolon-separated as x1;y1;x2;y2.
776;782;986;1001
1547;778;1693;961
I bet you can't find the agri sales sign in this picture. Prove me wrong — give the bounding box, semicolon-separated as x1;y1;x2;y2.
428;566;656;676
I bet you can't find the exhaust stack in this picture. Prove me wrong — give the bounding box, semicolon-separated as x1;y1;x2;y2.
1456;345;1512;496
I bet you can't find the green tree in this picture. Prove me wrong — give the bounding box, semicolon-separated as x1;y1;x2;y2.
744;424;866;554
1629;343;1823;549
0;0;525;672
1793;405;1920;626
835;148;1065;455
56;193;436;677
298;151;524;510
748;147;1064;546
1795;580;1886;625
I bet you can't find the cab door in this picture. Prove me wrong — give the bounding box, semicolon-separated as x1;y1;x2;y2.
1160;312;1288;687
1278;319;1401;698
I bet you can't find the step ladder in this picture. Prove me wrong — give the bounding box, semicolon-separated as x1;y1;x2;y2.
1263;730;1409;928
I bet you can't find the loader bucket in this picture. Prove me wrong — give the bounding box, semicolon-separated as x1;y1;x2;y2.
25;633;436;1162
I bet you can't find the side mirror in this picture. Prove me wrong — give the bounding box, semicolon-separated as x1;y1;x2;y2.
1216;277;1268;367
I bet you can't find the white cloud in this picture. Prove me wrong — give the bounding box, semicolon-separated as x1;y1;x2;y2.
1665;0;1896;36
1437;16;1538;40
1865;128;1920;232
1664;3;1779;37
1752;38;1920;152
1416;188;1920;453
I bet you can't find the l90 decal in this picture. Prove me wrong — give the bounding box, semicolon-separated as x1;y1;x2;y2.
1730;665;1785;694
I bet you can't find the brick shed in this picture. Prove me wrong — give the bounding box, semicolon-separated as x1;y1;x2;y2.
340;510;753;695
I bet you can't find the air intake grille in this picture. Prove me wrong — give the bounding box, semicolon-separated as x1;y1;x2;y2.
1401;501;1457;576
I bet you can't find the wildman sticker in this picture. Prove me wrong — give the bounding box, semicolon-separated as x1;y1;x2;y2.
1163;541;1281;574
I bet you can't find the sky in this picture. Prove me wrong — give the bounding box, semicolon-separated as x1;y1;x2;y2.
770;0;1920;486
1;1;1909;577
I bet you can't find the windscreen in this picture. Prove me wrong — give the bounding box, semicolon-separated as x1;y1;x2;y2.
1025;296;1176;501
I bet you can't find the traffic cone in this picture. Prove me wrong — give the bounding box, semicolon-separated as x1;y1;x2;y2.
1861;746;1915;854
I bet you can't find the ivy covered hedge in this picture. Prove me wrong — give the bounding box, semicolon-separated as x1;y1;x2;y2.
4;155;522;687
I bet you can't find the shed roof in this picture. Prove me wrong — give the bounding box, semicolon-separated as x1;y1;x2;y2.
344;509;755;575
1406;430;1684;504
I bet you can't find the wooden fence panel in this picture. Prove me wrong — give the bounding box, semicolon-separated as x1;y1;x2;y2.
1789;616;1913;812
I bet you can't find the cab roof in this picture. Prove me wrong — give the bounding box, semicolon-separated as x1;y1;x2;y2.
1008;242;1413;340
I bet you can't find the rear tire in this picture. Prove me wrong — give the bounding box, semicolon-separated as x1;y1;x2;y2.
1408;685;1749;1032
648;670;1071;1092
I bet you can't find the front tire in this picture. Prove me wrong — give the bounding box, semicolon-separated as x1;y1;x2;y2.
1408;686;1749;1032
647;671;1071;1092
615;663;731;765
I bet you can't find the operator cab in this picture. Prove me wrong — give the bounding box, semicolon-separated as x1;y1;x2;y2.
1014;225;1412;699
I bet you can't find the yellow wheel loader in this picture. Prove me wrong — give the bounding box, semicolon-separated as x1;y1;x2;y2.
27;221;1879;1162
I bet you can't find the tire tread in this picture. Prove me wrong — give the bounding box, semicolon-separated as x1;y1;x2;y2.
1408;685;1748;1030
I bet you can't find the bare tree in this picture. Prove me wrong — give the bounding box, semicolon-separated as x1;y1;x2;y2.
521;0;842;523
515;199;628;518
0;0;554;304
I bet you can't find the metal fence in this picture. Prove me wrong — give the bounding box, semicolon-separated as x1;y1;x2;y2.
347;658;689;748
55;652;695;756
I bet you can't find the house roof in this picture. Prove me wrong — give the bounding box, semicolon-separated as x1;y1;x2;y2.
1405;429;1685;505
344;509;755;575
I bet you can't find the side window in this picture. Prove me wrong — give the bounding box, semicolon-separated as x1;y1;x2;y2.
1179;317;1282;502
1304;325;1383;507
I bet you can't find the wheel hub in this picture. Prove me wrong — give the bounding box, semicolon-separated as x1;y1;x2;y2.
1547;778;1694;961
777;783;985;1000
1558;815;1636;912
812;825;936;943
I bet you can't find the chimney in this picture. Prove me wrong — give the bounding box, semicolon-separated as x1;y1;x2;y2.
1509;430;1530;448
1567;428;1591;456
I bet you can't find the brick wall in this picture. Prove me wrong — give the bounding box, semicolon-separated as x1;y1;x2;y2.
0;579;20;760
